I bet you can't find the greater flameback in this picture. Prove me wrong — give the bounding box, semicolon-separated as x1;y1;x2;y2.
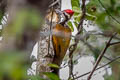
52;9;74;74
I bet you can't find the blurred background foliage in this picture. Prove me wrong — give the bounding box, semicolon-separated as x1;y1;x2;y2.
69;0;120;80
86;0;120;32
0;0;120;80
0;52;27;80
0;7;44;80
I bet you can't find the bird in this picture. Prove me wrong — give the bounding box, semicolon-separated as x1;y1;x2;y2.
52;9;74;74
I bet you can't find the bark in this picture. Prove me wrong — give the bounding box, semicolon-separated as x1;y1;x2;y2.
36;23;54;77
36;0;61;77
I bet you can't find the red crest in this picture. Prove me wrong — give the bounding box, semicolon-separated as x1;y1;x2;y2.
63;9;74;16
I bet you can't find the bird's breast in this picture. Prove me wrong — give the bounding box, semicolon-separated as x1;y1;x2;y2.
52;24;71;38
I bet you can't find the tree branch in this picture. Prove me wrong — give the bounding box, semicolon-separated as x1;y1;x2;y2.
87;33;117;80
74;56;120;79
110;41;120;46
71;33;120;64
68;0;86;79
49;0;60;8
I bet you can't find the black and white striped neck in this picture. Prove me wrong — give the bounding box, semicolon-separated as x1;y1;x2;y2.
59;12;70;26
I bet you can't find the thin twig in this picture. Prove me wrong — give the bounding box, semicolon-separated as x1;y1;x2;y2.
87;33;117;80
110;41;120;46
48;2;54;55
68;56;75;80
98;0;120;24
49;0;60;8
74;56;120;79
90;32;120;40
77;0;86;33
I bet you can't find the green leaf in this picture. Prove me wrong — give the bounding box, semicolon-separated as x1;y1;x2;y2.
73;12;81;17
110;0;116;6
0;10;5;25
85;13;96;21
75;16;81;22
73;21;78;28
72;6;81;13
29;75;45;80
71;0;80;8
43;72;60;80
67;21;74;32
48;63;59;69
93;49;100;60
0;30;2;36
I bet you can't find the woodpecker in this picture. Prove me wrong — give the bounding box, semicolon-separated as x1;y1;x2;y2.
52;9;74;74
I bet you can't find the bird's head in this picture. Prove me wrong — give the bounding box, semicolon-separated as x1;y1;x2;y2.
63;9;74;18
59;9;74;25
63;9;74;19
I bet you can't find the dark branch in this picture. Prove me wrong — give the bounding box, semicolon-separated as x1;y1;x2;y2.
110;41;120;46
68;0;86;79
49;0;60;9
77;0;86;34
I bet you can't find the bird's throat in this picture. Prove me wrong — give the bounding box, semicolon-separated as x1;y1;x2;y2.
60;12;69;26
